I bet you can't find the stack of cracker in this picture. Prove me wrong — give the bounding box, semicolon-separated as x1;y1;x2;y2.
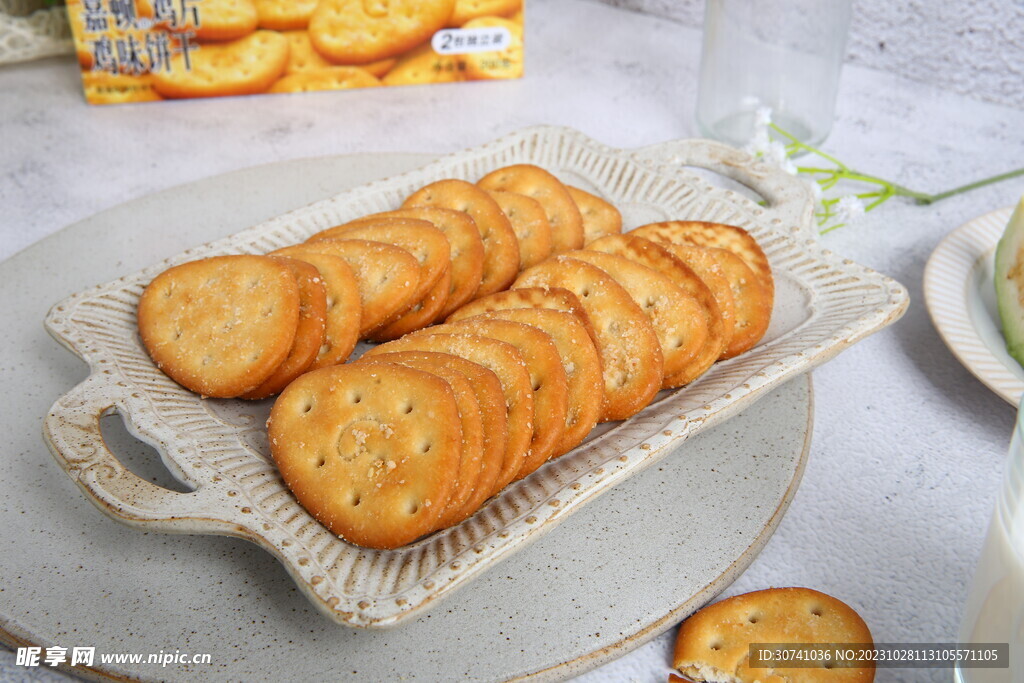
137;163;775;548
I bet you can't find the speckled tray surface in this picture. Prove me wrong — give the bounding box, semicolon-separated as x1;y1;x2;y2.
42;126;909;629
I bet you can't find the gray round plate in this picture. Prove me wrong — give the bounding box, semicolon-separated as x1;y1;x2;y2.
0;154;811;682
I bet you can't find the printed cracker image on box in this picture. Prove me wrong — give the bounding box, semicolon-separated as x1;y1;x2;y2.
67;0;524;105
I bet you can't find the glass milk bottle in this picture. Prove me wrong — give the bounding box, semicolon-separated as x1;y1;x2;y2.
956;403;1024;682
695;0;852;147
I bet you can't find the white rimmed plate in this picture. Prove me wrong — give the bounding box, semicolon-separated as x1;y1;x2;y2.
924;207;1023;405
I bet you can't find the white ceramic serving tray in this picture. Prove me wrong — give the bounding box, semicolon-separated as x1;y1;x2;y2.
43;126;908;629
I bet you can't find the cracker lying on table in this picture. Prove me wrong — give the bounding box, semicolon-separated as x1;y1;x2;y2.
240;257;327;400
363;333;533;494
478;164;584;252
137;254;299;398
404;179;520;297
566;185;622;244
485;189;554;269
514;257;662;421
674;587;875;683
268;362;461;549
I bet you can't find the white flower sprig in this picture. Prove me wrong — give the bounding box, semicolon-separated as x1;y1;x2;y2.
745;108;1024;234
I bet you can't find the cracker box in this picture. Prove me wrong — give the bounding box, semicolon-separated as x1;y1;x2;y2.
66;0;524;105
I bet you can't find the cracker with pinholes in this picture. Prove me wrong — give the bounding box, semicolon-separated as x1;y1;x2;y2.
150;31;288;99
367;351;506;522
268;363;461;549
449;0;521;25
281;239;421;336
265;248;361;369
138;255;299;398
270;67;381;93
564;250;710;389
362;207;485;319
370;269;451;342
463;308;602;457
587;234;727;383
514;257;662;422
404;179;520;297
634;221;775;310
415;320;568;478
309;0;456;64
566;186;622;244
446;286;598;347
360;354;484;531
674;587;875;683
478;164;584;253
282;30;397;77
136;0;258;40
363;333;533;494
461;16;524;81
240;257;327;400
485;190;553;269
256;0;317;30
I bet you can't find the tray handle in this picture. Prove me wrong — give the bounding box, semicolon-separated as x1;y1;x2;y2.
43;373;225;531
630;138;817;236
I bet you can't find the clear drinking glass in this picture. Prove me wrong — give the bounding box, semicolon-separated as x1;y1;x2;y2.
695;0;853;148
956;401;1024;682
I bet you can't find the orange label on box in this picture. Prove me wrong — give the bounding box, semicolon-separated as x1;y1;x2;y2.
67;0;524;105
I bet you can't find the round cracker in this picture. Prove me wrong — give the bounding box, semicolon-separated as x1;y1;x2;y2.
138;255;299;398
307;217;450;307
514;257;662;422
363;206;485;318
280;239;421;336
256;0;316;30
359;355;483;531
309;0;456;64
701;247;771;357
463;308;602;456
150;31;288;99
417;319;568;478
586;234;727;384
268;363;461;549
485;189;554;269
404;179;520;296
563;250;709;389
446;286;599;349
240;257;327;400
674;587;875;682
366;351;506;524
567;185;622;244
363;333;533;493
478;164;584;252
634;220;774;310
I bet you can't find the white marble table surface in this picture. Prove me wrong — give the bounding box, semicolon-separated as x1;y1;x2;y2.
2;0;1023;681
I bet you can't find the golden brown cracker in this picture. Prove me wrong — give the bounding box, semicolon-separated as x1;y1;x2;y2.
266;248;361;369
564;250;709;388
586;234;726;384
269;67;381;93
417;320;568;478
465;308;602;456
478;164;584;252
446;286;598;348
485;190;553;269
701;247;771;357
363;333;533;494
634;221;774;310
309;0;456;64
283;30;393;76
359;355;482;531
172;0;259;41
449;0;521;25
460;16;524;81
367;351;506;522
381;44;466;85
277;239;421;336
240;257;327;400
308;217;450;308
514;257;663;422
150;31;288;99
138;255;299;398
364;207;485;318
567;185;622;244
268;362;461;549
367;268;451;341
404;179;520;296
256;0;316;31
674;588;875;683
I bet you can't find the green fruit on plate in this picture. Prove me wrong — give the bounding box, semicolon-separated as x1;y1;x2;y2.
995;196;1024;367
